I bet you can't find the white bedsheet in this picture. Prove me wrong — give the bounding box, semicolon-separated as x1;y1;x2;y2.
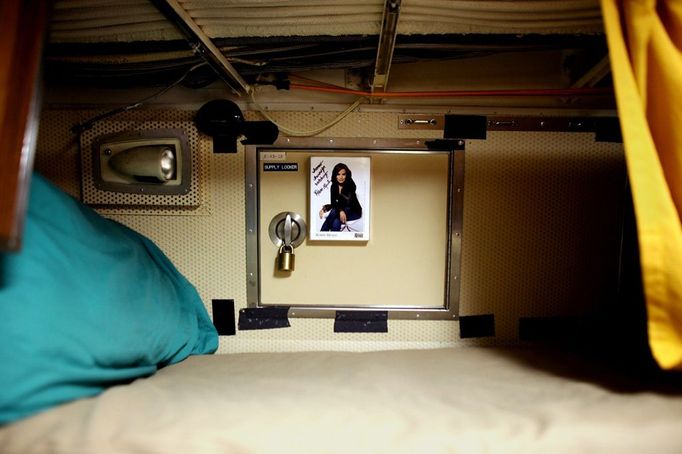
2;347;682;453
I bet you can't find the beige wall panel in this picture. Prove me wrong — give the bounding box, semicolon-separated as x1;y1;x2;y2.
259;151;449;308
34;108;624;353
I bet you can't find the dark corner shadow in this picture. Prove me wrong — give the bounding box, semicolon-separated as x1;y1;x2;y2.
491;329;682;396
494;176;682;396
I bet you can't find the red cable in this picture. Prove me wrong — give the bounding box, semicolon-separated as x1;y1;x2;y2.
289;83;612;98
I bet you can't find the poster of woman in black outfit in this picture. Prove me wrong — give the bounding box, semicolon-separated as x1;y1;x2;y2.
310;156;370;241
319;163;362;231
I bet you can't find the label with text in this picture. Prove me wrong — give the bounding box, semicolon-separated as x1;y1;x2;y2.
263;163;299;172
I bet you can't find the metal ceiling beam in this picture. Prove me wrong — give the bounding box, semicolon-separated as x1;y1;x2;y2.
150;0;251;95
571;55;611;88
371;0;402;93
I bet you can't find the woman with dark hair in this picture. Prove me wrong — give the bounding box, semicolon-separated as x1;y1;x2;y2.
319;162;362;231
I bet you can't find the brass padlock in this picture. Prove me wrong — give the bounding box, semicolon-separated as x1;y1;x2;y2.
277;244;295;272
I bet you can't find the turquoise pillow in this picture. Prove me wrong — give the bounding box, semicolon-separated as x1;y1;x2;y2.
0;174;218;424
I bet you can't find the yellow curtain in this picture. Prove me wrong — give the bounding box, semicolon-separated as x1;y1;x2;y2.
600;0;682;370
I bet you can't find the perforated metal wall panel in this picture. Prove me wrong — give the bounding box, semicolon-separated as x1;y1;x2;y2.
34;108;625;353
80;118;208;213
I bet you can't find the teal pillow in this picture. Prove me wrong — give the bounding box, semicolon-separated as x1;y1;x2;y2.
0;174;218;424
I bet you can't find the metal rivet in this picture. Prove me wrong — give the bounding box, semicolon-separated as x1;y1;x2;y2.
329;139;334;143
455;232;460;237
103;148;112;156
458;140;464;146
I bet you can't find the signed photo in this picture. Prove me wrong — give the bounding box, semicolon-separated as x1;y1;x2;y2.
309;156;370;241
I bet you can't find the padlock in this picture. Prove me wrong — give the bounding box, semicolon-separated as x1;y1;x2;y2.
277;244;295;272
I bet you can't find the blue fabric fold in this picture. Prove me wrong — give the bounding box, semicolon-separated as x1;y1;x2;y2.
0;174;218;424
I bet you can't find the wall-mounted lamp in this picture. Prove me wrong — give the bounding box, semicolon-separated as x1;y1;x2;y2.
92;129;191;195
195;99;278;153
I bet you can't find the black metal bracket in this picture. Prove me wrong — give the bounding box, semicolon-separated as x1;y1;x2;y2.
238;307;291;330
334;310;388;333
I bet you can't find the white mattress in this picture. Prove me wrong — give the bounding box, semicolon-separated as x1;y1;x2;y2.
2;347;682;453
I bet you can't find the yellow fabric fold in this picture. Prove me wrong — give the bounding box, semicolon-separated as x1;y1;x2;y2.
600;0;682;370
